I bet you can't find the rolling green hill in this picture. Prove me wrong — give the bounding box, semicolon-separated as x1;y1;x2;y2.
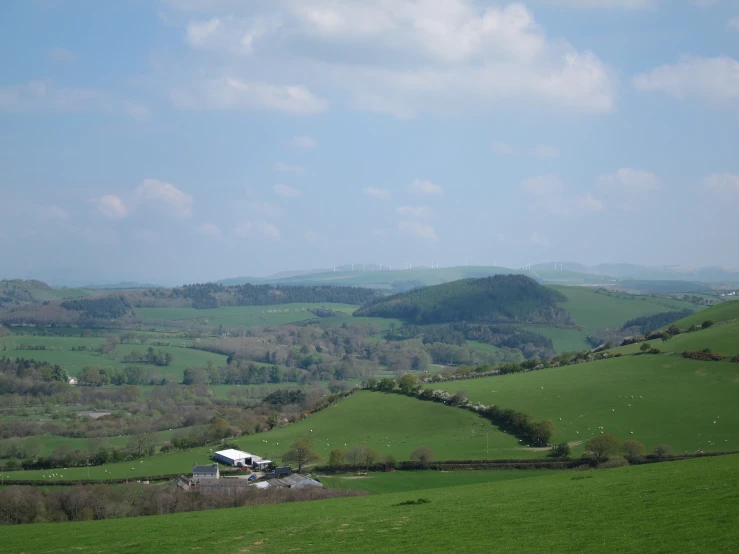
425;348;739;454
671;299;739;328
3;455;737;553
355;275;571;325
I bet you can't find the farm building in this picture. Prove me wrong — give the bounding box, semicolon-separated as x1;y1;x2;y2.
265;474;323;489
213;449;271;469
192;464;219;480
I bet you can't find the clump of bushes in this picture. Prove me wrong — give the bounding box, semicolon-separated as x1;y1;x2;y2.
731;354;739;363
393;498;431;506
599;456;629;469
682;350;727;361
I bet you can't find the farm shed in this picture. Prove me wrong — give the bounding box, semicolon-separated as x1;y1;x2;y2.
192;464;219;480
266;474;323;489
213;449;251;467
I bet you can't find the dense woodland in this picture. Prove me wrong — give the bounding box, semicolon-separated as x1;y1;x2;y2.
355;275;573;325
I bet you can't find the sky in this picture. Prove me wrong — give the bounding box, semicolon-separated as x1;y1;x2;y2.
0;0;738;285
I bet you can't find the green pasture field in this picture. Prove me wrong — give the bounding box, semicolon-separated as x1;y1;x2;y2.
0;391;536;482
0;335;228;379
522;326;591;353
319;469;557;494
2;455;737;553
426;351;739;454
236;390;537;464
672;299;739;328
135;303;360;328
551;285;698;330
466;340;502;355
15;428;190;458
612;319;739;357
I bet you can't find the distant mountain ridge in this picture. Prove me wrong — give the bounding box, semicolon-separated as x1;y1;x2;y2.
531;262;739;283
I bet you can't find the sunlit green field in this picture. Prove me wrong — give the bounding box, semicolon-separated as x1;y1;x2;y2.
426;352;739;454
320;469;556;494
3;455;738;553
135;303;360;328
0;334;228;379
612;319;739;358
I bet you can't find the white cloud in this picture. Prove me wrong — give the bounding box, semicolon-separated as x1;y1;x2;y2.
273;162;306;175
521;175;603;216
363;187;390;200
492;142;513;155
40;205;69;221
530;231;550;247
123;100;151;121
396;206;432;218
166;1;617;117
234;220;281;241
92;195;128;220
533;145;560;159
304;229;321;245
398;220;438;240
408;179;443;196
633;56;739;108
0;81;105;113
249;201;283;218
702;173;739;193
47;47;76;63
136;179;193;217
196;222;223;238
538;0;659;8
135;229;161;244
290;135;318;149
171;78;328;115
597;168;664;192
597;169;663;210
273;184;301;198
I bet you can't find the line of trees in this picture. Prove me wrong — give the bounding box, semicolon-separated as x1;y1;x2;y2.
0;482;364;525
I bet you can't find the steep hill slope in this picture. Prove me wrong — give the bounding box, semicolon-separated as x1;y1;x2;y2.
355;275;572;325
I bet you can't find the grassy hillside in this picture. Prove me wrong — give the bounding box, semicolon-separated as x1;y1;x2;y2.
135;303;360;329
425;351;739;454
320;469;557;495
3;455;738;553
0;334;228;380
355;275;570;325
613;319;739;358
538;286;700;352
671;299;739;328
1;391;534;482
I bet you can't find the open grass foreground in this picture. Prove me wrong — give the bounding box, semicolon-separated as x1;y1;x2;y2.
2;455;738;553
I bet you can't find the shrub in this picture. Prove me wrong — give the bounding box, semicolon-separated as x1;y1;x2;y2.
622;439;646;461
549;443;571;459
410;446;434;466
649;348;661;354
653;444;672;458
585;434;622;464
599;456;629;469
682;351;726;361
701;320;714;329
731;354;739;363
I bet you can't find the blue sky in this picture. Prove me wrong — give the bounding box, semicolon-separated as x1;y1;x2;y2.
1;0;738;285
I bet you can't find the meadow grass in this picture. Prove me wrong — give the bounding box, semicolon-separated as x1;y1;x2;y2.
612;319;739;357
135;303;360;328
672;299;739;328
0;335;228;379
1;391;536;482
319;468;557;494
426;353;739;454
2;455;737;553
